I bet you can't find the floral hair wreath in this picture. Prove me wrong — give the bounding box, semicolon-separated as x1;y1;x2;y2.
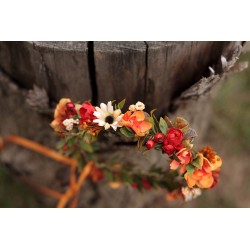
51;98;222;202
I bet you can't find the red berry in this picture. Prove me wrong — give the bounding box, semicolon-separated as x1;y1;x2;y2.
154;133;165;143
146;140;155;150
131;183;138;188
66;102;75;111
142;179;151;190
66;102;77;117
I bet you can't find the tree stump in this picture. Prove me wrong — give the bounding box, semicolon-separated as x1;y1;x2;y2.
0;41;244;207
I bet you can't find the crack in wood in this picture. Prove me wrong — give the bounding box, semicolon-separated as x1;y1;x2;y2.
87;42;98;105
143;41;149;103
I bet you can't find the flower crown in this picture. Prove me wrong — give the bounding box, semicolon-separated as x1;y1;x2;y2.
51;98;222;202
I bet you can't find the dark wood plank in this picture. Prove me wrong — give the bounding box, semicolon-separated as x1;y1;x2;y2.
0;42;92;103
144;41;234;115
93;41;147;107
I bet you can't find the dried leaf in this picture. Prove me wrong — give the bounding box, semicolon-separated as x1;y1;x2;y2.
173;117;189;132
164;116;173;127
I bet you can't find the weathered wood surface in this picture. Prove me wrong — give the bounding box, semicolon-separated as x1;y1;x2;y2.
0;41;244;207
0;41;240;113
0;42;91;102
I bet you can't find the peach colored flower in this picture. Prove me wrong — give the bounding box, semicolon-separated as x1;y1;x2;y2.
184;152;222;189
170;148;192;174
199;146;222;171
166;188;183;201
119;111;152;137
50;98;71;133
109;182;122;189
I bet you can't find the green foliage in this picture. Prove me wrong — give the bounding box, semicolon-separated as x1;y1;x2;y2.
117;99;126;110
80;140;94;153
192;156;202;169
120;127;134;138
186;164;195;176
159;117;168;134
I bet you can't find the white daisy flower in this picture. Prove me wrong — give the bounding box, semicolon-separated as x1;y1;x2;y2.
181;187;202;202
62;118;79;131
93;101;123;131
135;101;145;111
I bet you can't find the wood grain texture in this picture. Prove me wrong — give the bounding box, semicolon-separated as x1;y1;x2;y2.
93;41;147;107
144;42;234;115
0;42;91;103
0;41;241;112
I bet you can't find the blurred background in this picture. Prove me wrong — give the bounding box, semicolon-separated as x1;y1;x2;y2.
0;48;250;208
187;50;250;208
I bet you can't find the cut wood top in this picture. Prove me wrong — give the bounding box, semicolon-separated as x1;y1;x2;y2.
0;41;242;115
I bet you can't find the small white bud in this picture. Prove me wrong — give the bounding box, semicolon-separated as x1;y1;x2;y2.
135;101;145;111
129;104;136;112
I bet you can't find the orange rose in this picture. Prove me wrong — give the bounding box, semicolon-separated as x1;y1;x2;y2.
184;153;222;189
119;111;152;136
170;148;192;174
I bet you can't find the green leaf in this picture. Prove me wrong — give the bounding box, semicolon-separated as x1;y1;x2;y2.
80;142;94;153
192;156;202;169
150;109;157;117
147;117;156;133
103;170;114;182
152;114;160;133
120;127;135;138
159;117;168;134
147;117;154;126
117;99;126;110
56;139;66;150
186;164;195;176
67;137;75;149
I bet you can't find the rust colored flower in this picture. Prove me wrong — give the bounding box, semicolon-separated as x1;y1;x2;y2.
184;149;222;189
162;144;175;155
163;128;184;155
166;188;183;201
88;165;104;183
199;146;222;171
170;148;192;174
119;111;152;136
79;101;96;123
50;98;71;133
166;128;184;146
